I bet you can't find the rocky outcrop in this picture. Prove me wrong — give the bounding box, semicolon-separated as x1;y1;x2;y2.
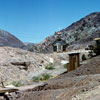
11;61;31;70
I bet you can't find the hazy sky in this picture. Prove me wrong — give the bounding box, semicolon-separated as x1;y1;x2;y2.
0;0;100;43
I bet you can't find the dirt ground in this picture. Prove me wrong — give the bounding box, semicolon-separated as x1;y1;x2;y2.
3;55;100;100
8;74;100;100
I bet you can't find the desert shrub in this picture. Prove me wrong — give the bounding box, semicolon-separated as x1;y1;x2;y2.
32;73;51;82
45;63;55;70
32;76;40;82
11;81;23;87
41;73;51;81
82;54;87;61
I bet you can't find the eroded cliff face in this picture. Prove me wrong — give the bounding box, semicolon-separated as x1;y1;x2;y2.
35;12;100;53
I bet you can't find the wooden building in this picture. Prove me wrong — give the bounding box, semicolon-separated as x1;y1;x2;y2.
52;39;67;52
67;53;80;72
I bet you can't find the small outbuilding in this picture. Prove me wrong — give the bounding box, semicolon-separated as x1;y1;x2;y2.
67;52;80;72
52;38;67;52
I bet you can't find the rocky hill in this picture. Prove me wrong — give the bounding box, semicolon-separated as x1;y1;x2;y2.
0;30;24;48
36;12;100;53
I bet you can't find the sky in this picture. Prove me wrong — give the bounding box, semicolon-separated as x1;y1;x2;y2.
0;0;100;43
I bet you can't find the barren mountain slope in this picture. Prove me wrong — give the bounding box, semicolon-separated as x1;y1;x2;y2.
0;30;24;48
36;12;100;53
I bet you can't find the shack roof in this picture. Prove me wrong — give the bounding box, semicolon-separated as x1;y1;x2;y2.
52;38;67;46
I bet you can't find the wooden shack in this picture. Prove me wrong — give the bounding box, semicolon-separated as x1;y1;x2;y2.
68;53;80;72
52;38;67;52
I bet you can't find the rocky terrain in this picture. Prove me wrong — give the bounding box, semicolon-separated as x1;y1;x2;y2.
0;46;69;85
4;55;100;100
35;12;100;53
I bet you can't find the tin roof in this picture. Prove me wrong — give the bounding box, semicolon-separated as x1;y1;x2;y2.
52;38;67;46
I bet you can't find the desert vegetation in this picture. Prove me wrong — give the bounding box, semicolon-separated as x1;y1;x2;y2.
11;81;23;87
45;63;55;70
32;73;51;82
